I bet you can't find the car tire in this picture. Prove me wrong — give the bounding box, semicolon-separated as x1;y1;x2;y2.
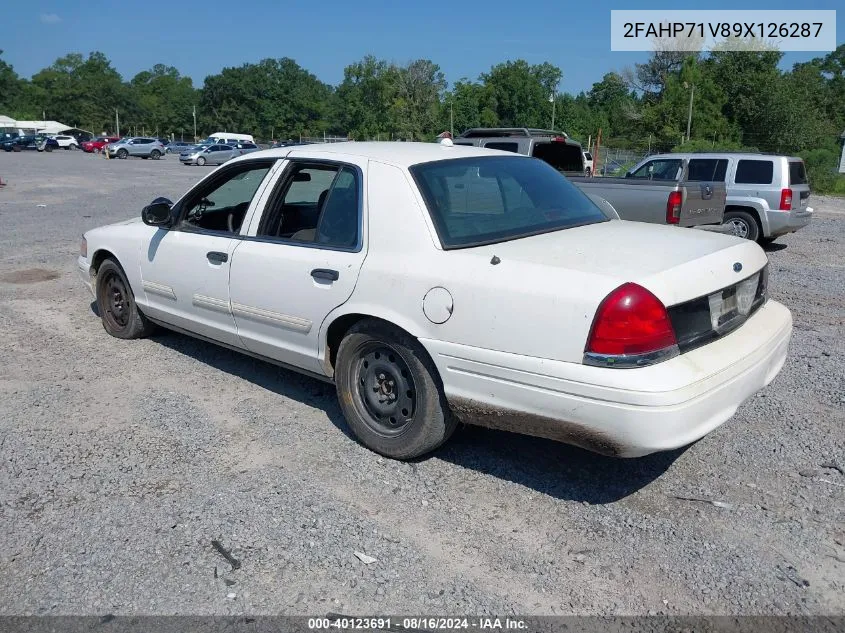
95;259;156;339
150;150;161;160
197;156;206;166
117;148;128;159
722;210;760;242
70;143;78;150
335;319;457;460
45;145;53;152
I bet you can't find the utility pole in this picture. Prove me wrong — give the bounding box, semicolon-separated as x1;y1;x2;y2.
594;128;602;176
685;83;695;142
192;105;197;141
549;93;556;130
450;100;454;137
115;109;120;137
648;133;652;155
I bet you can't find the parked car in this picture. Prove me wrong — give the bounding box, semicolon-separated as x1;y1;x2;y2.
583;151;594;176
453;127;585;176
165;141;196;154
627;153;813;243
78;142;791;460
51;134;79;149
1;135;58;152
106;137;166;160
234;142;260;156
35;136;60;152
81;136;120;153
569;156;727;228
179;144;237;166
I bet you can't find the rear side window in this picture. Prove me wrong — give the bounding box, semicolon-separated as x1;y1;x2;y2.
584;152;592;160
532;142;583;172
484;142;519;153
789;161;807;185
735;160;774;184
687;159;728;182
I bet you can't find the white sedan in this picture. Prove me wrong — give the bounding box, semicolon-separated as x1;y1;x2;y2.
78;142;792;459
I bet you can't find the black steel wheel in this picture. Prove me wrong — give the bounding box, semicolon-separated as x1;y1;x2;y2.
353;342;417;436
95;259;156;339
336;320;457;459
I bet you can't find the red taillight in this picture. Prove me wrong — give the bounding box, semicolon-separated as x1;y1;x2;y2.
779;188;792;210
666;191;682;224
552;136;567;142
586;283;677;356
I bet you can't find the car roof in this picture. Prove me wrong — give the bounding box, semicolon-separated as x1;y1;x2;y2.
647;152;800;160
229;141;523;168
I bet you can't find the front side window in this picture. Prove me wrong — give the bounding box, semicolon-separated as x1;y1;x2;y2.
628;159;683;180
411;156;607;249
687;159;728;182
257;162;360;250
179;163;272;234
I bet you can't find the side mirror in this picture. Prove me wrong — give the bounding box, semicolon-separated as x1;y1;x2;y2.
142;198;173;227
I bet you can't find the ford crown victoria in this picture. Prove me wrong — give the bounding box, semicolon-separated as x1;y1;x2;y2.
78;143;792;459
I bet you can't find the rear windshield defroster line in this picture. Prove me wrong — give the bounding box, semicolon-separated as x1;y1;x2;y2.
410;156;608;250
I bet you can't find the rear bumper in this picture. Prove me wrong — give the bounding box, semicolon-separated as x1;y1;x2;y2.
767;206;812;237
422;300;792;457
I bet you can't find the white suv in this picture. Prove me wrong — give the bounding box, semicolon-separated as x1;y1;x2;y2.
52;135;79;150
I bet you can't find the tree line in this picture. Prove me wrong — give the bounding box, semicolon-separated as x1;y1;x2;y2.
1;46;843;191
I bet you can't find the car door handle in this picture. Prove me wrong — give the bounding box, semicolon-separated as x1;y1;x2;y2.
207;251;228;264
311;268;339;282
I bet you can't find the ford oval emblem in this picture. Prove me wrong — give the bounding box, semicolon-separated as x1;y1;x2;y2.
733;262;743;273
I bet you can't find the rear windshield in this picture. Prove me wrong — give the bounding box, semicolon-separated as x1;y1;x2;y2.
789;161;808;185
735;160;774;184
531;142;583;173
410;156;608;249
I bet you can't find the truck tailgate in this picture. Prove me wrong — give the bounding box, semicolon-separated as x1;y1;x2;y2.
678;181;725;227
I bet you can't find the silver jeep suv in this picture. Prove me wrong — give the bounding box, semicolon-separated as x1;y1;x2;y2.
106;137;166;160
629;153;812;243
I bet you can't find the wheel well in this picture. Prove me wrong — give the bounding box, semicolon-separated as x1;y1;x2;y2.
90;249;117;274
324;314;417;374
725;205;763;231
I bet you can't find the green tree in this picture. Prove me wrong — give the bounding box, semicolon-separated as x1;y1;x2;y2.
130;64;197;138
480;60;562;128
389;59;446;140
333;56;398;139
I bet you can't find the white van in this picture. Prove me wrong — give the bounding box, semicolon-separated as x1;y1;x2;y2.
206;132;254;145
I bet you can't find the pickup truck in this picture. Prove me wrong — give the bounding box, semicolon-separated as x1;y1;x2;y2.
626;153;812;243
569;174;726;228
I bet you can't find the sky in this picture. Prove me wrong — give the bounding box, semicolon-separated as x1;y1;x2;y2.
1;0;842;95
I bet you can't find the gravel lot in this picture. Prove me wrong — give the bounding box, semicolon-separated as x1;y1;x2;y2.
0;150;843;617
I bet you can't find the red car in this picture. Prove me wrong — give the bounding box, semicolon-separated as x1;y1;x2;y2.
81;136;120;153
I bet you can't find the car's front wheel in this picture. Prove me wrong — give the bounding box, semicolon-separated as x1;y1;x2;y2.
95;259;156;339
335;320;457;460
196;156;206;166
117;148;128;159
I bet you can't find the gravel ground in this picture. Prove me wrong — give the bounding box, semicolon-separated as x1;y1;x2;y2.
0;150;843;617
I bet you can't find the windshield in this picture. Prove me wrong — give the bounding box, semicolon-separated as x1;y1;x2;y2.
410;156;608;249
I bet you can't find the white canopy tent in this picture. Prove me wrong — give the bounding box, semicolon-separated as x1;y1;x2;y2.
0;116;73;135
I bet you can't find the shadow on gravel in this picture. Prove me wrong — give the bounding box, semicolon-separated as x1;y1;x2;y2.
763;242;788;252
130;324;684;504
150;330;353;437
434;425;684;503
